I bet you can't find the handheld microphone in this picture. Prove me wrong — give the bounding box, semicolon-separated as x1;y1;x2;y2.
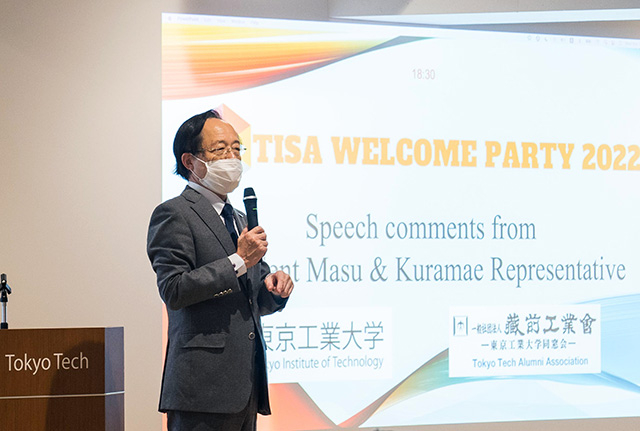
243;187;259;230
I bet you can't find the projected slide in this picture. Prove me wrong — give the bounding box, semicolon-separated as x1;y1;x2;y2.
161;13;640;430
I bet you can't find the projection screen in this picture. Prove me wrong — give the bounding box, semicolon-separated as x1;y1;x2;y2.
161;13;640;430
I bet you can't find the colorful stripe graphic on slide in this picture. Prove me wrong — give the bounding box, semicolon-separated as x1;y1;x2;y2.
162;22;428;100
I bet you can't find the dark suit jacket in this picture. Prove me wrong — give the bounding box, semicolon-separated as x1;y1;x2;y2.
147;186;287;415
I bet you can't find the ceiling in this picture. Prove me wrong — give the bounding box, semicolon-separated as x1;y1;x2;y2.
329;0;640;38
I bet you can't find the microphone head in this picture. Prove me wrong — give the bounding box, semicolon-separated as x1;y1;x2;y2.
243;187;256;200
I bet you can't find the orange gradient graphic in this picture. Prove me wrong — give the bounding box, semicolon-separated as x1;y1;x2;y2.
258;352;454;430
258;383;336;430
162;23;391;100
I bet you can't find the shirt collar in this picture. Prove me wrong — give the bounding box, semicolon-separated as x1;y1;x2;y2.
188;181;229;215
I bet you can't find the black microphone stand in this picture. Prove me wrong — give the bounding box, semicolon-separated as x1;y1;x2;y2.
1;273;11;329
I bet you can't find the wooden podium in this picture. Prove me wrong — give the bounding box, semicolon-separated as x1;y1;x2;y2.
0;327;124;431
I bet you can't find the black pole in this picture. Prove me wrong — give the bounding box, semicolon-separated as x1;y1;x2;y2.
1;273;12;329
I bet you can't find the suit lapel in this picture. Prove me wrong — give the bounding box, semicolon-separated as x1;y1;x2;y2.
182;187;236;255
181;187;253;298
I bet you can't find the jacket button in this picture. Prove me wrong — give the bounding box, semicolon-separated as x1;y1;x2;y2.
248;332;255;340
248;298;253;305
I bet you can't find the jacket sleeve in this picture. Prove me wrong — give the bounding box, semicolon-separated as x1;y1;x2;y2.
255;259;289;316
147;201;240;310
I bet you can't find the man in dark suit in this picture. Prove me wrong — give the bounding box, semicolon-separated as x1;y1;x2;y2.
147;109;293;430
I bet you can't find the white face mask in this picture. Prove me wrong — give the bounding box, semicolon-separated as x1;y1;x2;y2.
193;157;243;195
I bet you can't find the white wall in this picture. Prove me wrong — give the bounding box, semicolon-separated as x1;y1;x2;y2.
0;1;637;430
0;1;163;429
